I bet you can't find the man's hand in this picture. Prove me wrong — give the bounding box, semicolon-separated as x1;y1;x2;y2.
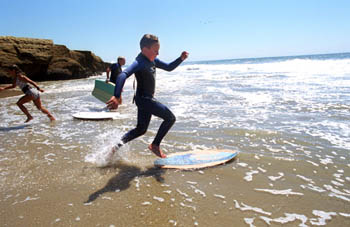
181;51;189;61
106;96;122;110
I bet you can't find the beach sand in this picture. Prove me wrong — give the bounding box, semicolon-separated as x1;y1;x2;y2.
1;141;349;226
0;87;21;98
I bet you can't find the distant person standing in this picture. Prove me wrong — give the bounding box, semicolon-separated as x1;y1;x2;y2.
0;65;56;123
106;56;126;84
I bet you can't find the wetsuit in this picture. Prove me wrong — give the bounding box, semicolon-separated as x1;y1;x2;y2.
109;63;122;84
114;53;183;146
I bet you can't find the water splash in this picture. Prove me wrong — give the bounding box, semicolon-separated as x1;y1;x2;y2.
84;129;130;167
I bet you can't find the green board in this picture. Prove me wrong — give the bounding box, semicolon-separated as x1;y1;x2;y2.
92;79;115;103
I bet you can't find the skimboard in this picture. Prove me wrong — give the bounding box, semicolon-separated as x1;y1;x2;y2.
154;149;238;169
92;79;115;103
72;111;117;120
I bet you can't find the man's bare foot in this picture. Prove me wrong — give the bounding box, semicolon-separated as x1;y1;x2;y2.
107;144;121;161
111;146;117;155
111;143;123;154
49;115;56;121
25;116;33;123
148;144;166;158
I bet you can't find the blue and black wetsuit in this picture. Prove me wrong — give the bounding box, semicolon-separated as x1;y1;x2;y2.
114;53;183;146
109;63;122;84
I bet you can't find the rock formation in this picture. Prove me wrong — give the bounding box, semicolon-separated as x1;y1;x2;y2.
0;36;109;83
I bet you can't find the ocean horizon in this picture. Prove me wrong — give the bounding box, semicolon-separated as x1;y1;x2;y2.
187;52;350;65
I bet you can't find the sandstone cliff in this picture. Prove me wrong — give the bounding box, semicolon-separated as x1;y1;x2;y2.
0;36;109;83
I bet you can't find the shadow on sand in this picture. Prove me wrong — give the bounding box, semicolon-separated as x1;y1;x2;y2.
85;162;166;203
85;155;238;203
0;124;32;132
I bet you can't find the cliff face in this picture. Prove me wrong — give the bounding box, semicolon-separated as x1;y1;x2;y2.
0;36;109;83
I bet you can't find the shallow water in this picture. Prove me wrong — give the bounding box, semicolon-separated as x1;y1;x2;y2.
1;53;350;226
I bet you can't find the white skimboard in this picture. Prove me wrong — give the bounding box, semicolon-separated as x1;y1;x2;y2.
154;149;238;169
72;111;118;120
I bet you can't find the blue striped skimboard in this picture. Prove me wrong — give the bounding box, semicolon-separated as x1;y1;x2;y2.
92;79;115;103
154;149;238;169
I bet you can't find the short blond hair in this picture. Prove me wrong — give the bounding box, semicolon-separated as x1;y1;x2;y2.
140;34;159;49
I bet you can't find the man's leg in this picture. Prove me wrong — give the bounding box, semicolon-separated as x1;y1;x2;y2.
146;98;176;158
151;102;176;146
112;104;151;153
121;107;151;143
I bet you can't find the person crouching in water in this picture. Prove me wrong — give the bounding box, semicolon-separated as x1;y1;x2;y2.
0;65;55;122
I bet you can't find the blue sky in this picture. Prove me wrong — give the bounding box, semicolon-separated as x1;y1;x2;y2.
2;0;350;63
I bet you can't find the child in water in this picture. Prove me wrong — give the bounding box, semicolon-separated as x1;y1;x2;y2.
0;64;55;122
107;34;188;158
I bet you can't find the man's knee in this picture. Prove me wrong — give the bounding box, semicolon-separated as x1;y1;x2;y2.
135;125;148;136
168;113;176;125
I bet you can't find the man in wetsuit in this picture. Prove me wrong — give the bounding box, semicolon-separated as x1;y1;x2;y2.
107;34;189;158
106;56;126;84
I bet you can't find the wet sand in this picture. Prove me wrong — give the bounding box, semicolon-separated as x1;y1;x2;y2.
1;140;350;226
0;87;21;98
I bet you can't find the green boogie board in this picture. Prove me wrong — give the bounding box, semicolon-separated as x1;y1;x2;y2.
92;79;115;103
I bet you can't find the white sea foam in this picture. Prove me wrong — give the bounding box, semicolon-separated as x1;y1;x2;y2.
214;194;225;199
179;201;196;210
244;170;259;182
153;196;165;202
310;210;337;225
190;185;206;197
237;162;249;168
328;193;350;202
300;184;326;193
339;213;350;217
268;172;284;181
297;175;314;184
19;196;40;203
260;213;308;226
324;184;350;197
320;158;334;165
306;160;319;167
255;188;303;196
176;189;190;198
331;180;344;187
244;217;256;227
257;167;266;173
234;200;272;216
